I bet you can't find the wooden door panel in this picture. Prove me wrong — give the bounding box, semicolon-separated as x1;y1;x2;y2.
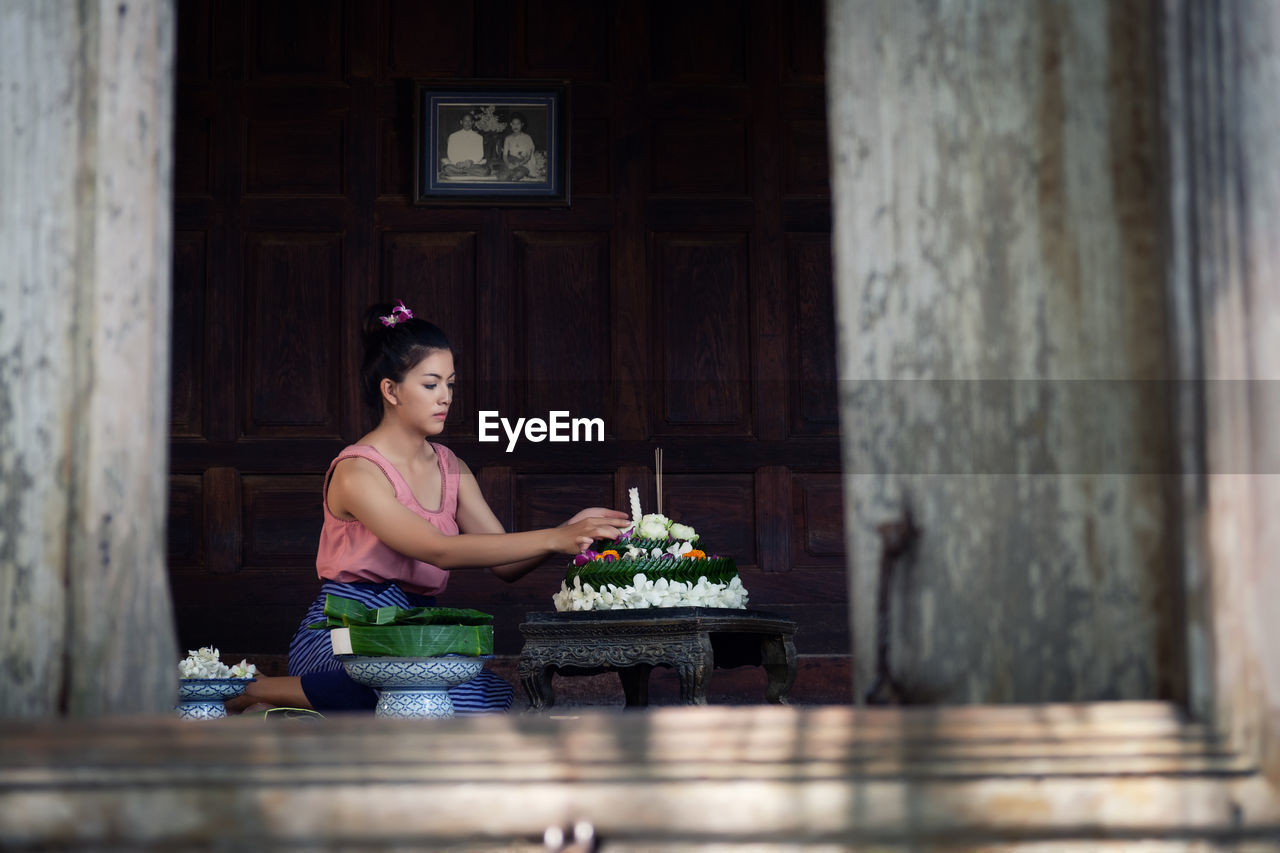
243;233;344;437
514;230;612;424
650;0;747;84
242;475;325;568
246;119;345;195
384;0;475;79
571;118;611;197
516;0;611;79
249;0;343;80
651;119;749;196
792;473;845;570
171;230;207;437
167;475;204;570
787;232;839;436
652;232;752;434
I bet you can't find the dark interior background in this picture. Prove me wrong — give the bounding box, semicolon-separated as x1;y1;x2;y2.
167;0;847;703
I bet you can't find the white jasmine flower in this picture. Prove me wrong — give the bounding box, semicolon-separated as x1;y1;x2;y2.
229;659;259;679
179;646;257;679
554;568;748;612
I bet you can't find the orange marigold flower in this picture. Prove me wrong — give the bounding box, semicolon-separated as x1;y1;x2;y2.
686;549;707;560
595;549;620;562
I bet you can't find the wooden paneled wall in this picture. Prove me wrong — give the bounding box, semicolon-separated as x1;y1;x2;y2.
168;0;845;702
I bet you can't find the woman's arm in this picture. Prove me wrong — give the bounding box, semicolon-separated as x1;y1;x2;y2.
453;460;629;582
327;457;621;568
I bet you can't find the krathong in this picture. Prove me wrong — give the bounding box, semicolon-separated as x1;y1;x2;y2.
553;487;748;612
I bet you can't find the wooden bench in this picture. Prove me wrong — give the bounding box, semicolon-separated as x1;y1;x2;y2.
516;607;798;709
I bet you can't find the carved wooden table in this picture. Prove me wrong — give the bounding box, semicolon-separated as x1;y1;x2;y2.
516;608;798;709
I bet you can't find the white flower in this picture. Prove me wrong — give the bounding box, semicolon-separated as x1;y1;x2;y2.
554;569;748;612
665;540;693;558
669;522;697;542
636;513;671;539
178;646;257;679
229;660;259;679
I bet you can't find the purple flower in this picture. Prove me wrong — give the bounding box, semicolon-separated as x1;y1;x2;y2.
573;551;597;566
658;553;674;560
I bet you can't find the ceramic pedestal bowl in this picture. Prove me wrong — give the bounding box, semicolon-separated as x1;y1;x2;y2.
175;678;254;720
339;656;485;718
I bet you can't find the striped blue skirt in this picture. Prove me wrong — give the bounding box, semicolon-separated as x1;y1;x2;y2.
287;580;513;715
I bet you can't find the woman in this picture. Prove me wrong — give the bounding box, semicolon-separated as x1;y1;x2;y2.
229;300;625;713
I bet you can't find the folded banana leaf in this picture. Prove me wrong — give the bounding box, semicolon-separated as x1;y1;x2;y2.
329;624;493;657
309;594;493;628
312;595;494;657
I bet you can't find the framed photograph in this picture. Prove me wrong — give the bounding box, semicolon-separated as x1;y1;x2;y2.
413;80;570;207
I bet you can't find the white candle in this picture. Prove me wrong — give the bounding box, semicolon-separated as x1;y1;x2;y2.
629;487;642;525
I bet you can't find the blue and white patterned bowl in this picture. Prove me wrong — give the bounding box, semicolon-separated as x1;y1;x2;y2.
175;678;254;720
338;656;485;718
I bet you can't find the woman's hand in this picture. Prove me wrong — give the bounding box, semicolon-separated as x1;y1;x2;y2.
551;516;624;554
562;507;630;527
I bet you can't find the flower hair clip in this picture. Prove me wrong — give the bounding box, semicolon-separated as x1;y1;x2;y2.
379;300;415;327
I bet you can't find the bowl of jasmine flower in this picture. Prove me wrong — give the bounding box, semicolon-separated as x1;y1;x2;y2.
176;646;258;720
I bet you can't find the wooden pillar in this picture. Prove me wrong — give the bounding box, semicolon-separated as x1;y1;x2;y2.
0;0;177;715
825;0;1179;703
1162;0;1280;787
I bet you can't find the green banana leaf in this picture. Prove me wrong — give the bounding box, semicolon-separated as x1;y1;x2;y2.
567;556;739;588
332;623;494;657
310;595;495;657
309;594;493;629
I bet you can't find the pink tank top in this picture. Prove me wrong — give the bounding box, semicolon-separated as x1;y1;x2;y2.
315;443;459;596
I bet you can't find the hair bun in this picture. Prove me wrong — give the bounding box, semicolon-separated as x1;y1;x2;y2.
361;302;400;345
357;302;452;422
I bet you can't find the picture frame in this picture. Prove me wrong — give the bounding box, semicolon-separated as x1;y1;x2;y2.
413;80;570;207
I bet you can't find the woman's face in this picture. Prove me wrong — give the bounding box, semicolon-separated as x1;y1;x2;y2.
510;117;524;133
389;349;455;435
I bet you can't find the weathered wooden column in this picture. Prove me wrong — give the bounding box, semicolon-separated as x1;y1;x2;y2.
0;0;177;715
1161;0;1280;786
826;0;1179;703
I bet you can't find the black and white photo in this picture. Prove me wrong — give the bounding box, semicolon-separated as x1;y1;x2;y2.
414;81;569;206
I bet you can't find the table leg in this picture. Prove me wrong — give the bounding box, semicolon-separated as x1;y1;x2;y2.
618;664;653;708
517;655;556;711
676;634;715;705
761;633;797;705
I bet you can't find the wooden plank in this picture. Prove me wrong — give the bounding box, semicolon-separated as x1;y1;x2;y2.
0;706;1275;849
